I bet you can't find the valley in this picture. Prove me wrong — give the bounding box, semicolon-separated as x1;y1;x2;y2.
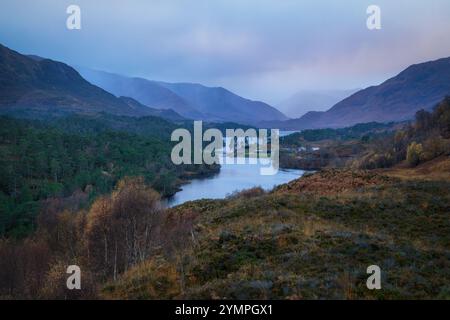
1;96;449;299
0;41;449;300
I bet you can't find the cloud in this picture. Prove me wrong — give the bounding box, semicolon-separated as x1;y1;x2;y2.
0;0;449;104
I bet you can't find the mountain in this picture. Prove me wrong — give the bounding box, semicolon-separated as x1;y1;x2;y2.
277;89;359;118
118;96;185;121
0;44;186;120
76;67;203;119
263;57;450;130
77;68;288;125
157;82;288;124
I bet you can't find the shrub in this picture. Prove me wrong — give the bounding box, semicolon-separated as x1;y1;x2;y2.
406;142;423;167
228;187;265;199
434;96;450;139
421;136;448;161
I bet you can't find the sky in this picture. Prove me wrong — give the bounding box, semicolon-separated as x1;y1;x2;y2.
1;0;450;104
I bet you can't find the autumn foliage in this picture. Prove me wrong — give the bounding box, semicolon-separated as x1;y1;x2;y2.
0;176;194;299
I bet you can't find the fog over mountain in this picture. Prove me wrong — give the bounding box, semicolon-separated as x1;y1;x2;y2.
277;89;360;118
261;56;450;129
3;1;450;103
78;67;288;125
77;67;203;120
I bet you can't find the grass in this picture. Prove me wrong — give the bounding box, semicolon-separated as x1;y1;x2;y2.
102;159;450;300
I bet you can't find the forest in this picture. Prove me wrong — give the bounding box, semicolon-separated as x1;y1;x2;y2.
280;97;450;171
0;114;219;238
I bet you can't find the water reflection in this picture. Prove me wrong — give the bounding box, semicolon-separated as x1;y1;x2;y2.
167;156;305;207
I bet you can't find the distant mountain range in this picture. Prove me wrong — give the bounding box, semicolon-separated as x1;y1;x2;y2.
75;67;203;120
77;67;288;125
277;89;359;118
1;43;285;125
0;44;182;120
1;43;449;130
263;57;450;129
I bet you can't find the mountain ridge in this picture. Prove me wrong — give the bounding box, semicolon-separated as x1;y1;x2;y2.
77;67;288;125
0;44;185;120
76;67;204;120
261;56;450;129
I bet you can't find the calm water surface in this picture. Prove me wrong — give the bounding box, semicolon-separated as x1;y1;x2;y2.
167;156;305;207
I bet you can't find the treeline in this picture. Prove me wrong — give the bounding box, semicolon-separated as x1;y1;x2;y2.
280;97;450;171
0;177;195;299
354;97;450;169
0;115;218;238
279;122;396;170
281;121;397;145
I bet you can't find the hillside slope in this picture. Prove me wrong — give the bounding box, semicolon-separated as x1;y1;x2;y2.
102;168;450;299
263;57;450;129
0;44;171;118
77;67;203;119
159;81;289;124
78;67;288;125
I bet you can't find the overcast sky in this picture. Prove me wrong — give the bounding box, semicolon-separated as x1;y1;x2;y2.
1;0;450;104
